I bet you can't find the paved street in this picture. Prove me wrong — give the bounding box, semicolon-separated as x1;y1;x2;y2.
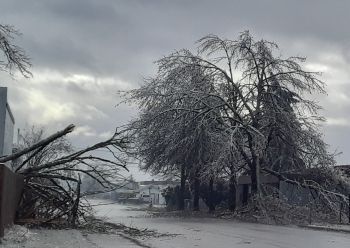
93;201;350;248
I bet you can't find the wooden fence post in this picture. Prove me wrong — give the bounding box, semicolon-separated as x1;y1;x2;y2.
308;204;312;225
0;164;24;237
348;194;350;224
339;201;343;224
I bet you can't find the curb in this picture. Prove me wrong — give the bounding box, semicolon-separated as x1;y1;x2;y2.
299;225;350;234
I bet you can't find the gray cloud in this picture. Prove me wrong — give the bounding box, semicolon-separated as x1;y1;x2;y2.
0;0;350;174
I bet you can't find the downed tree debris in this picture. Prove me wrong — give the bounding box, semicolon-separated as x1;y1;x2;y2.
262;167;350;218
232;195;343;225
1;124;131;227
79;217;179;239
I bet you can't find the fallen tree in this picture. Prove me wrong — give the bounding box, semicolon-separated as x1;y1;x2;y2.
0;124;130;227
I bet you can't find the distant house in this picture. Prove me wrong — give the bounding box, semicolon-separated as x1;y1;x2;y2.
0;87;15;168
237;172;321;206
110;180;140;201
137;180;179;205
88;178;179;205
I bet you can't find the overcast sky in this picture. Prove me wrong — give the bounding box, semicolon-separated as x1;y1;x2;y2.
1;0;349;179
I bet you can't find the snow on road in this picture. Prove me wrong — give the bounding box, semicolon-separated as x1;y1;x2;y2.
0;225;137;248
91;199;350;248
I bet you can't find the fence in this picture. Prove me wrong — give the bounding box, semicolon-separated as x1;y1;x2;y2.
0;163;24;237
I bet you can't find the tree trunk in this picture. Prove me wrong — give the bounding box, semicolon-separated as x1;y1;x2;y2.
178;164;186;210
70;176;81;227
247;130;261;198
208;177;215;213
228;172;236;212
193;175;200;211
250;157;261;197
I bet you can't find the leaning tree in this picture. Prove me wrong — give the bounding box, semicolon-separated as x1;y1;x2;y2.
127;31;349;216
155;31;337;198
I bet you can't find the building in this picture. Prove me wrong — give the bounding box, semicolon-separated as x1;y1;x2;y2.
237;173;324;206
110;180;140;202
85;177;180;205
0;87;15;167
237;174;280;206
137;180;179;205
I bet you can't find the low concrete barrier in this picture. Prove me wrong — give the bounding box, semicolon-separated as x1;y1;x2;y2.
0;163;24;237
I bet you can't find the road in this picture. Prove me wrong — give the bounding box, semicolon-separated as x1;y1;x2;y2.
92;200;350;248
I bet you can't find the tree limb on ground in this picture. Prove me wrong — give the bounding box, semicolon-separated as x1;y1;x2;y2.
1;124;130;227
0;124;75;164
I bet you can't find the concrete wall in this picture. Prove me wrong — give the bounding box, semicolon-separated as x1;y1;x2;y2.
0;87;15;168
0;163;24;237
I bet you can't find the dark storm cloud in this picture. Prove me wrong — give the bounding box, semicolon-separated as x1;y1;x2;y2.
0;0;350;170
3;0;349;80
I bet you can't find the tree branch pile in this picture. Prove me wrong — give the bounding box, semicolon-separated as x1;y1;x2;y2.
235;195;341;225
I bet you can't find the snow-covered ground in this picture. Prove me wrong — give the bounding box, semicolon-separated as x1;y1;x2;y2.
0;225;137;248
2;200;349;247
92;199;350;248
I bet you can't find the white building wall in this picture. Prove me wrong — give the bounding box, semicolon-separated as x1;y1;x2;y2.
3;105;14;156
0;87;15;169
138;185;167;205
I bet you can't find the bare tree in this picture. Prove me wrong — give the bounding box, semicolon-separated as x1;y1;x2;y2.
0;24;31;77
128;63;225;210
126;31;348;217
155;31;334;197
